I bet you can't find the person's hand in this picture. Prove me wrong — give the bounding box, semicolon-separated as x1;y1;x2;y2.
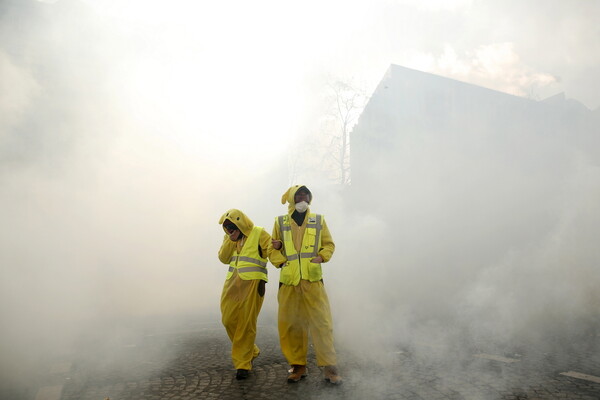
228;230;241;241
311;256;323;263
272;239;282;250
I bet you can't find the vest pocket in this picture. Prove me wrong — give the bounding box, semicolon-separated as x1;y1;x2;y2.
304;230;317;252
280;262;294;285
307;261;322;281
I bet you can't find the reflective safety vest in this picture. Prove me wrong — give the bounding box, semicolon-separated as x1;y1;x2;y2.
277;213;323;285
226;226;268;282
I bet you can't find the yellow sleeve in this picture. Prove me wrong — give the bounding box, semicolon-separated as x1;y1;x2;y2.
258;228;272;259
318;217;335;262
268;218;287;268
218;234;236;264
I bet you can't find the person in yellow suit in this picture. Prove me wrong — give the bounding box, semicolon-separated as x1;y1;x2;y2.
269;185;342;384
218;209;271;380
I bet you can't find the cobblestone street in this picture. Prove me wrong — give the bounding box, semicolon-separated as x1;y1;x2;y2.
28;318;600;400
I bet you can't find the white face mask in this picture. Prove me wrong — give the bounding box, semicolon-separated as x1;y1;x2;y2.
295;201;309;213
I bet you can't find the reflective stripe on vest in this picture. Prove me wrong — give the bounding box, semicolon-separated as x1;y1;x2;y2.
228;266;268;274
229;256;267;268
277;213;323;285
226;226;268;281
286;252;318;261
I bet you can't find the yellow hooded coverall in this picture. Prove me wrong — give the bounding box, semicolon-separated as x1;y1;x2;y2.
269;185;337;367
218;209;271;371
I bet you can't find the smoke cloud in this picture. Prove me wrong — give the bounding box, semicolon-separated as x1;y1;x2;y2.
1;0;599;398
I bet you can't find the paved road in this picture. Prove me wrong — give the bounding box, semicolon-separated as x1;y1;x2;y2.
31;319;600;400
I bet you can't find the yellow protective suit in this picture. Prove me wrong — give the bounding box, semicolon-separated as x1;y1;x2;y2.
218;209;271;370
270;185;337;367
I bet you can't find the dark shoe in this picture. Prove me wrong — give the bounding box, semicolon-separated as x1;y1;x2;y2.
236;369;249;380
323;365;342;385
287;365;307;383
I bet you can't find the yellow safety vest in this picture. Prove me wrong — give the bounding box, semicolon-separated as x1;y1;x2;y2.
226;226;268;282
277;213;323;285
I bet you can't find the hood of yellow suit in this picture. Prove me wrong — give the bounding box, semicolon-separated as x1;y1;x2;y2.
281;184;312;215
218;209;254;237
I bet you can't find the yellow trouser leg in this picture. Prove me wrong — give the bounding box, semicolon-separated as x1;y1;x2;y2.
303;281;337;366
221;278;264;370
278;284;308;365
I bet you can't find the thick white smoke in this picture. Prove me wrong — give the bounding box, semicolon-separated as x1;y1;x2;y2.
1;1;599;398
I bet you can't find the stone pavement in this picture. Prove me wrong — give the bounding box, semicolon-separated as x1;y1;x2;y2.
32;319;600;400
